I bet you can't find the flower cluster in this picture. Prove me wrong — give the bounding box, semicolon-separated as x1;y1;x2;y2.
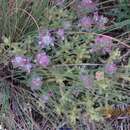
40;91;53;103
4;0;127;129
11;28;57;91
93;12;108;29
38;30;54;48
105;63;117;74
38;28;65;48
79;14;108;30
11;54;48;91
79;16;93;29
78;0;108;30
90;36;113;54
11;55;32;73
35;52;49;68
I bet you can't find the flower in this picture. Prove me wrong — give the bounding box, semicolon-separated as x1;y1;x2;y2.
11;56;27;67
22;63;32;73
80;75;93;88
79;16;93;29
93;12;108;29
57;28;65;40
95;36;112;46
95;71;104;80
80;0;96;11
98;15;108;28
48;91;53;97
30;76;43;91
105;63;117;74
40;95;49;103
91;36;113;54
35;52;49;67
11;55;32;73
38;30;53;48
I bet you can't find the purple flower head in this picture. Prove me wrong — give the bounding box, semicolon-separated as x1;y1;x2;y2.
12;56;27;67
30;76;43;91
91;36;113;54
94;12;108;29
11;55;32;73
95;36;112;45
79;16;93;29
105;63;117;74
48;91;53;97
57;28;65;40
80;0;96;10
80;74;93;88
40;95;49;103
35;52;49;67
38;30;54;48
22;63;32;73
98;15;108;24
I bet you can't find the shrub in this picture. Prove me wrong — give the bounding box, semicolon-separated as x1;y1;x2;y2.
0;0;130;129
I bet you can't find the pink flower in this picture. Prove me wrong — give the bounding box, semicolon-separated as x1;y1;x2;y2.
11;56;27;67
38;30;53;48
79;17;93;29
35;52;49;67
95;71;104;80
91;36;113;54
30;76;43;91
105;63;117;74
94;12;108;29
48;91;53;97
11;55;32;73
22;63;32;73
95;36;112;45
